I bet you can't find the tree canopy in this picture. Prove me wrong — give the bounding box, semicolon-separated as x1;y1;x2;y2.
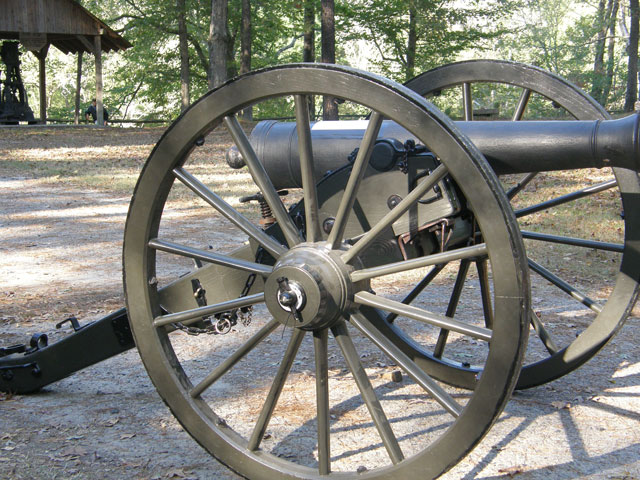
18;0;640;122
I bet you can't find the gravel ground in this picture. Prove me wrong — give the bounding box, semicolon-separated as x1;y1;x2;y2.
0;126;638;480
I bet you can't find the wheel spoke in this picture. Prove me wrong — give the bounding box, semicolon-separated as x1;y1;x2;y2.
153;293;265;327
173;167;286;258
148;238;272;276
506;172;538;200
476;258;494;329
512;88;532;121
351;311;462;417
341;164;448;263
521;230;623;253
313;329;330;475
294;95;322;243
528;258;603;313
350;243;488;283
331;320;404;464
327;111;384;249
515;179;617;218
224;115;303;248
530;309;560;355
386;264;446;323
434;259;471;358
462;82;473;121
190;319;280;398
354;291;492;342
247;329;305;451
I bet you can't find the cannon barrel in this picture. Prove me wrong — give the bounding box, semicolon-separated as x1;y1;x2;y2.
226;114;640;189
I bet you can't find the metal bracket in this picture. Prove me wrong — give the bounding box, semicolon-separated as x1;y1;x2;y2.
191;278;208;307
0;362;41;381
0;344;27;358
55;315;85;332
111;313;134;347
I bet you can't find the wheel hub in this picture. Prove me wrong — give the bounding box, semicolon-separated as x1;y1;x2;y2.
264;243;359;330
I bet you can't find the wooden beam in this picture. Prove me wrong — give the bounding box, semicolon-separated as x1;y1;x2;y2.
75;35;94;54
75;51;83;124
33;44;50;125
94;34;103;126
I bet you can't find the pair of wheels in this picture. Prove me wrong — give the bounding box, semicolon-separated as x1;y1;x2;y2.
123;61;639;478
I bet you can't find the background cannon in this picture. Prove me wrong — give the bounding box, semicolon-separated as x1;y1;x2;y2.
1;61;639;479
0;41;35;124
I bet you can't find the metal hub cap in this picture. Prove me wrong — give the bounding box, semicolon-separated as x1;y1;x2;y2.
276;278;306;312
264;243;358;330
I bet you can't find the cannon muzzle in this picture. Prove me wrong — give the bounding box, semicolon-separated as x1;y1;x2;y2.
226;114;640;189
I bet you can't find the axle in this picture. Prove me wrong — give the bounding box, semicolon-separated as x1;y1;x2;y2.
226;114;640;188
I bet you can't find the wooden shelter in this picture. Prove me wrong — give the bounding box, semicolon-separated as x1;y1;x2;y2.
0;0;131;124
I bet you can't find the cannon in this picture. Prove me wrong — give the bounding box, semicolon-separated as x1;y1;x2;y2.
0;41;35;124
1;61;639;479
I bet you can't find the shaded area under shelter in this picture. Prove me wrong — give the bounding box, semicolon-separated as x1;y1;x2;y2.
0;0;131;125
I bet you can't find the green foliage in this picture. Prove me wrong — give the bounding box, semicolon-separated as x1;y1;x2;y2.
12;0;637;120
337;0;515;82
495;0;629;111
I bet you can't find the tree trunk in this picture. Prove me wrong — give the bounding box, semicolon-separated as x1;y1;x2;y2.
303;0;316;120
625;0;639;111
240;0;251;76
75;51;83;124
602;0;619;106
406;3;417;82
177;0;190;112
592;0;608;104
321;0;338;120
304;0;315;63
226;23;239;78
209;0;229;90
240;0;252;119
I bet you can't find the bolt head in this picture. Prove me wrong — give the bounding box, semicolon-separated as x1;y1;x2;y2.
278;290;297;307
322;217;335;234
387;194;402;210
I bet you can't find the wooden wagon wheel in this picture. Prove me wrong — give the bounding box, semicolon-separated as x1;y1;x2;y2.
387;59;640;389
123;64;528;479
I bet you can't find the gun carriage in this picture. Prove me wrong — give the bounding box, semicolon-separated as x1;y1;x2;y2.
1;60;639;479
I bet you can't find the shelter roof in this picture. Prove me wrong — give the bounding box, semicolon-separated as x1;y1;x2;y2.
0;0;131;54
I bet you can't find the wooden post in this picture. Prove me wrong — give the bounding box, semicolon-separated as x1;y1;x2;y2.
75;51;83;124
94;33;103;126
34;44;49;124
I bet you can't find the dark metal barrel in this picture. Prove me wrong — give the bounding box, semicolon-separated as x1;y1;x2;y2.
226;114;640;189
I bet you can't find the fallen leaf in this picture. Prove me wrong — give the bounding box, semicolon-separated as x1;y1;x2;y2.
59;446;88;458
498;465;525;477
165;467;198;479
104;417;120;427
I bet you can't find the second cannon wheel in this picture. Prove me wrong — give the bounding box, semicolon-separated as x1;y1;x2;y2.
398;59;640;389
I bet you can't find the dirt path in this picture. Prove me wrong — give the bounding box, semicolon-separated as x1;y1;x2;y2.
0;127;639;480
